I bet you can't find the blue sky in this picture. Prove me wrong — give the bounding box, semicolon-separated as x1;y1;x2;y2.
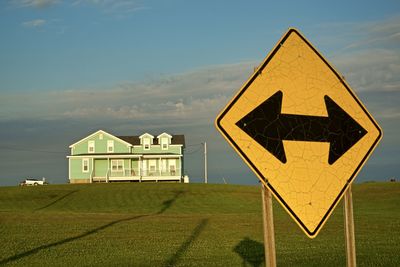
0;0;399;186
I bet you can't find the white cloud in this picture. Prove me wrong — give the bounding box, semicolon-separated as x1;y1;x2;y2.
22;19;46;28
72;0;147;14
321;15;400;96
333;49;400;93
0;62;254;126
13;0;59;8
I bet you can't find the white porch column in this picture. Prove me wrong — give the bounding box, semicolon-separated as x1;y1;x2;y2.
159;157;162;176
106;158;109;183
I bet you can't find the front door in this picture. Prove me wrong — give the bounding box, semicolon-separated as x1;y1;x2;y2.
94;159;108;177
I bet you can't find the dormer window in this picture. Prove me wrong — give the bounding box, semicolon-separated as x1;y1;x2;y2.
139;133;154;151
143;138;150;150
161;137;168;150
157;133;172;151
88;141;95;153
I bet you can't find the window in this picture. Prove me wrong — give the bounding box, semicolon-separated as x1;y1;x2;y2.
99;133;103;140
82;158;89;173
149;160;157;175
107;140;114;153
143;138;150;150
111;160;124;172
161;137;168;150
162;159;167;172
88;141;95;153
169;159;176;175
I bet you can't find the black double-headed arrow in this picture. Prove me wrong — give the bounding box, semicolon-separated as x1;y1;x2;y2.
236;91;367;165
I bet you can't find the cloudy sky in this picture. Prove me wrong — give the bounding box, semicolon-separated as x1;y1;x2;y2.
0;0;399;186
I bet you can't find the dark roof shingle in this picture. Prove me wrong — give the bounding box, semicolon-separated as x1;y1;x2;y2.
117;135;185;147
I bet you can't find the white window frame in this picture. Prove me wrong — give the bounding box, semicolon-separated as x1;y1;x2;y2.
88;141;95;153
162;159;167;172
168;159;176;175
149;160;157;174
161;137;169;150
82;158;89;173
107;140;114;153
99;133;103;140
111;159;124;172
143;138;150;150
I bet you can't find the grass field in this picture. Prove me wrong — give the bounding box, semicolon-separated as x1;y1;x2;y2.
0;182;399;266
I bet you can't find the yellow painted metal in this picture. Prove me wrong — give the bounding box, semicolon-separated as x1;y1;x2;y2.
215;28;382;238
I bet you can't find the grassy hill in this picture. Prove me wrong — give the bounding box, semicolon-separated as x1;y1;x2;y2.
0;182;399;266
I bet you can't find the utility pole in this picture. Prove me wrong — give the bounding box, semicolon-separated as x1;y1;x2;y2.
204;142;207;183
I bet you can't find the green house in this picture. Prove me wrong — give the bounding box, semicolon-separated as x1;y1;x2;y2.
67;130;186;183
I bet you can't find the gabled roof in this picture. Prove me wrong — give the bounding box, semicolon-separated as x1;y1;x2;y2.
69;130;133;148
139;133;154;139
118;134;185;147
157;132;172;139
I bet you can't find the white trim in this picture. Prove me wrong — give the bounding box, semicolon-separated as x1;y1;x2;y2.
82;158;89;173
157;132;172;139
69;130;133;148
111;159;124;172
139;133;154;140
138;156;141;177
142;154;182;158
68;157;71;181
133;144;183;148
67;154;142;159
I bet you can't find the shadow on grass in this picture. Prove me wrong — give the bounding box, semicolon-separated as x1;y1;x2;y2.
35;190;79;211
163;218;209;267
233;237;265;267
0;189;186;265
157;190;185;215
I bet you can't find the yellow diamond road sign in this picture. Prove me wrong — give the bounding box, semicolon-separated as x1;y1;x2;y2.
215;28;382;238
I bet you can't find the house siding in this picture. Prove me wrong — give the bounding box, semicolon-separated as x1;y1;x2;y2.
70;158;91;179
72;132;130;155
133;145;181;154
94;159;108;177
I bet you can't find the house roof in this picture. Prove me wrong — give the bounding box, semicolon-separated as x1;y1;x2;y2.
139;133;154;139
117;135;185;147
157;132;172;139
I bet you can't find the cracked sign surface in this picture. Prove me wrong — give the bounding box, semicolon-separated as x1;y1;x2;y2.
215;28;382;238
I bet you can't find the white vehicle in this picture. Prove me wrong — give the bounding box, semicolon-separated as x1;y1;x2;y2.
20;178;47;186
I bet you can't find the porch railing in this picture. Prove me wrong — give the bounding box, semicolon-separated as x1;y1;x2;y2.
141;168;181;177
109;168;139;178
108;168;181;177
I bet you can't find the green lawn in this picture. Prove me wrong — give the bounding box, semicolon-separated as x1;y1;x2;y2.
0;182;399;266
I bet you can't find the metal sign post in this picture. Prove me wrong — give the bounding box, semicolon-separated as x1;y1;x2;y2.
344;185;357;267
262;184;276;267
